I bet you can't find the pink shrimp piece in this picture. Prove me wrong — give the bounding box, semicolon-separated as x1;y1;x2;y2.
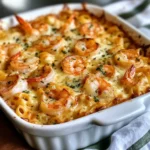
61;55;86;75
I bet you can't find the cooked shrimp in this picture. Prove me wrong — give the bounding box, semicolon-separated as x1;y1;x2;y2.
59;5;77;33
16;15;50;36
39;83;77;116
121;66;150;96
114;49;144;67
77;14;92;24
60;14;76;33
10;51;39;74
47;14;63;28
31;20;50;35
39;52;55;65
96;65;115;77
0;44;22;69
83;74;111;96
74;38;99;56
4;44;22;57
0;74;27;98
15;15;39;35
27;65;55;88
120;65;136;86
61;55;86;75
59;4;72;21
136;67;150;83
33;35;66;53
10;51;21;60
79;22;103;38
83;74;114;102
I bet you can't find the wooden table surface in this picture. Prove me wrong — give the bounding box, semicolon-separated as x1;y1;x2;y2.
0;111;34;150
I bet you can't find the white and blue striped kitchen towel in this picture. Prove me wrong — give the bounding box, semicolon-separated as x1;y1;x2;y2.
104;0;150;37
84;0;150;150
108;112;150;150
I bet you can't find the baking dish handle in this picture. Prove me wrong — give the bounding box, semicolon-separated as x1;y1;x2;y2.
93;99;146;126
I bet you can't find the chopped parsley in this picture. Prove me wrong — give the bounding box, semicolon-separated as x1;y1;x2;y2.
52;28;57;32
23;90;30;94
52;63;55;67
62;50;68;54
71;29;77;32
82;47;85;51
96;65;106;75
52;48;56;52
66;83;81;89
35;52;39;57
69;83;81;89
23;43;29;50
88;24;93;29
66;78;81;89
135;57;140;62
94;96;99;102
46;83;50;88
65;36;72;41
15;37;20;43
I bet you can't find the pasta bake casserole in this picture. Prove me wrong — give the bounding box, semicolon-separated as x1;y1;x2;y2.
0;4;150;125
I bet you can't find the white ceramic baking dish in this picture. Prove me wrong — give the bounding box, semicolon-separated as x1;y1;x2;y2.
0;3;150;150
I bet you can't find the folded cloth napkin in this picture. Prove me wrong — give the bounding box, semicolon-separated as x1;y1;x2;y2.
84;0;150;150
108;112;150;150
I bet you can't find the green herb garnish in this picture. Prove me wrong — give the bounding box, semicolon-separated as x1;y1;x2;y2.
96;65;106;75
135;57;140;62
66;78;81;89
52;28;57;32
62;50;68;54
35;52;39;57
94;96;99;102
23;90;30;94
23;43;29;50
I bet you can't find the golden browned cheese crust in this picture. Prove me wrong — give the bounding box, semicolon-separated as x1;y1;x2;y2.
0;5;150;124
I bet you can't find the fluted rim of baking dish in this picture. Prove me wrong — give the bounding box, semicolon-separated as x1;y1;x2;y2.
0;3;150;137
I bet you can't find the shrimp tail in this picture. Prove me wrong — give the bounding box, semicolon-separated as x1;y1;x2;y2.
121;65;136;85
15;15;33;34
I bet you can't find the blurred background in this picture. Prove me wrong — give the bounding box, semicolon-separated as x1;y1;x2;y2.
0;0;119;17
